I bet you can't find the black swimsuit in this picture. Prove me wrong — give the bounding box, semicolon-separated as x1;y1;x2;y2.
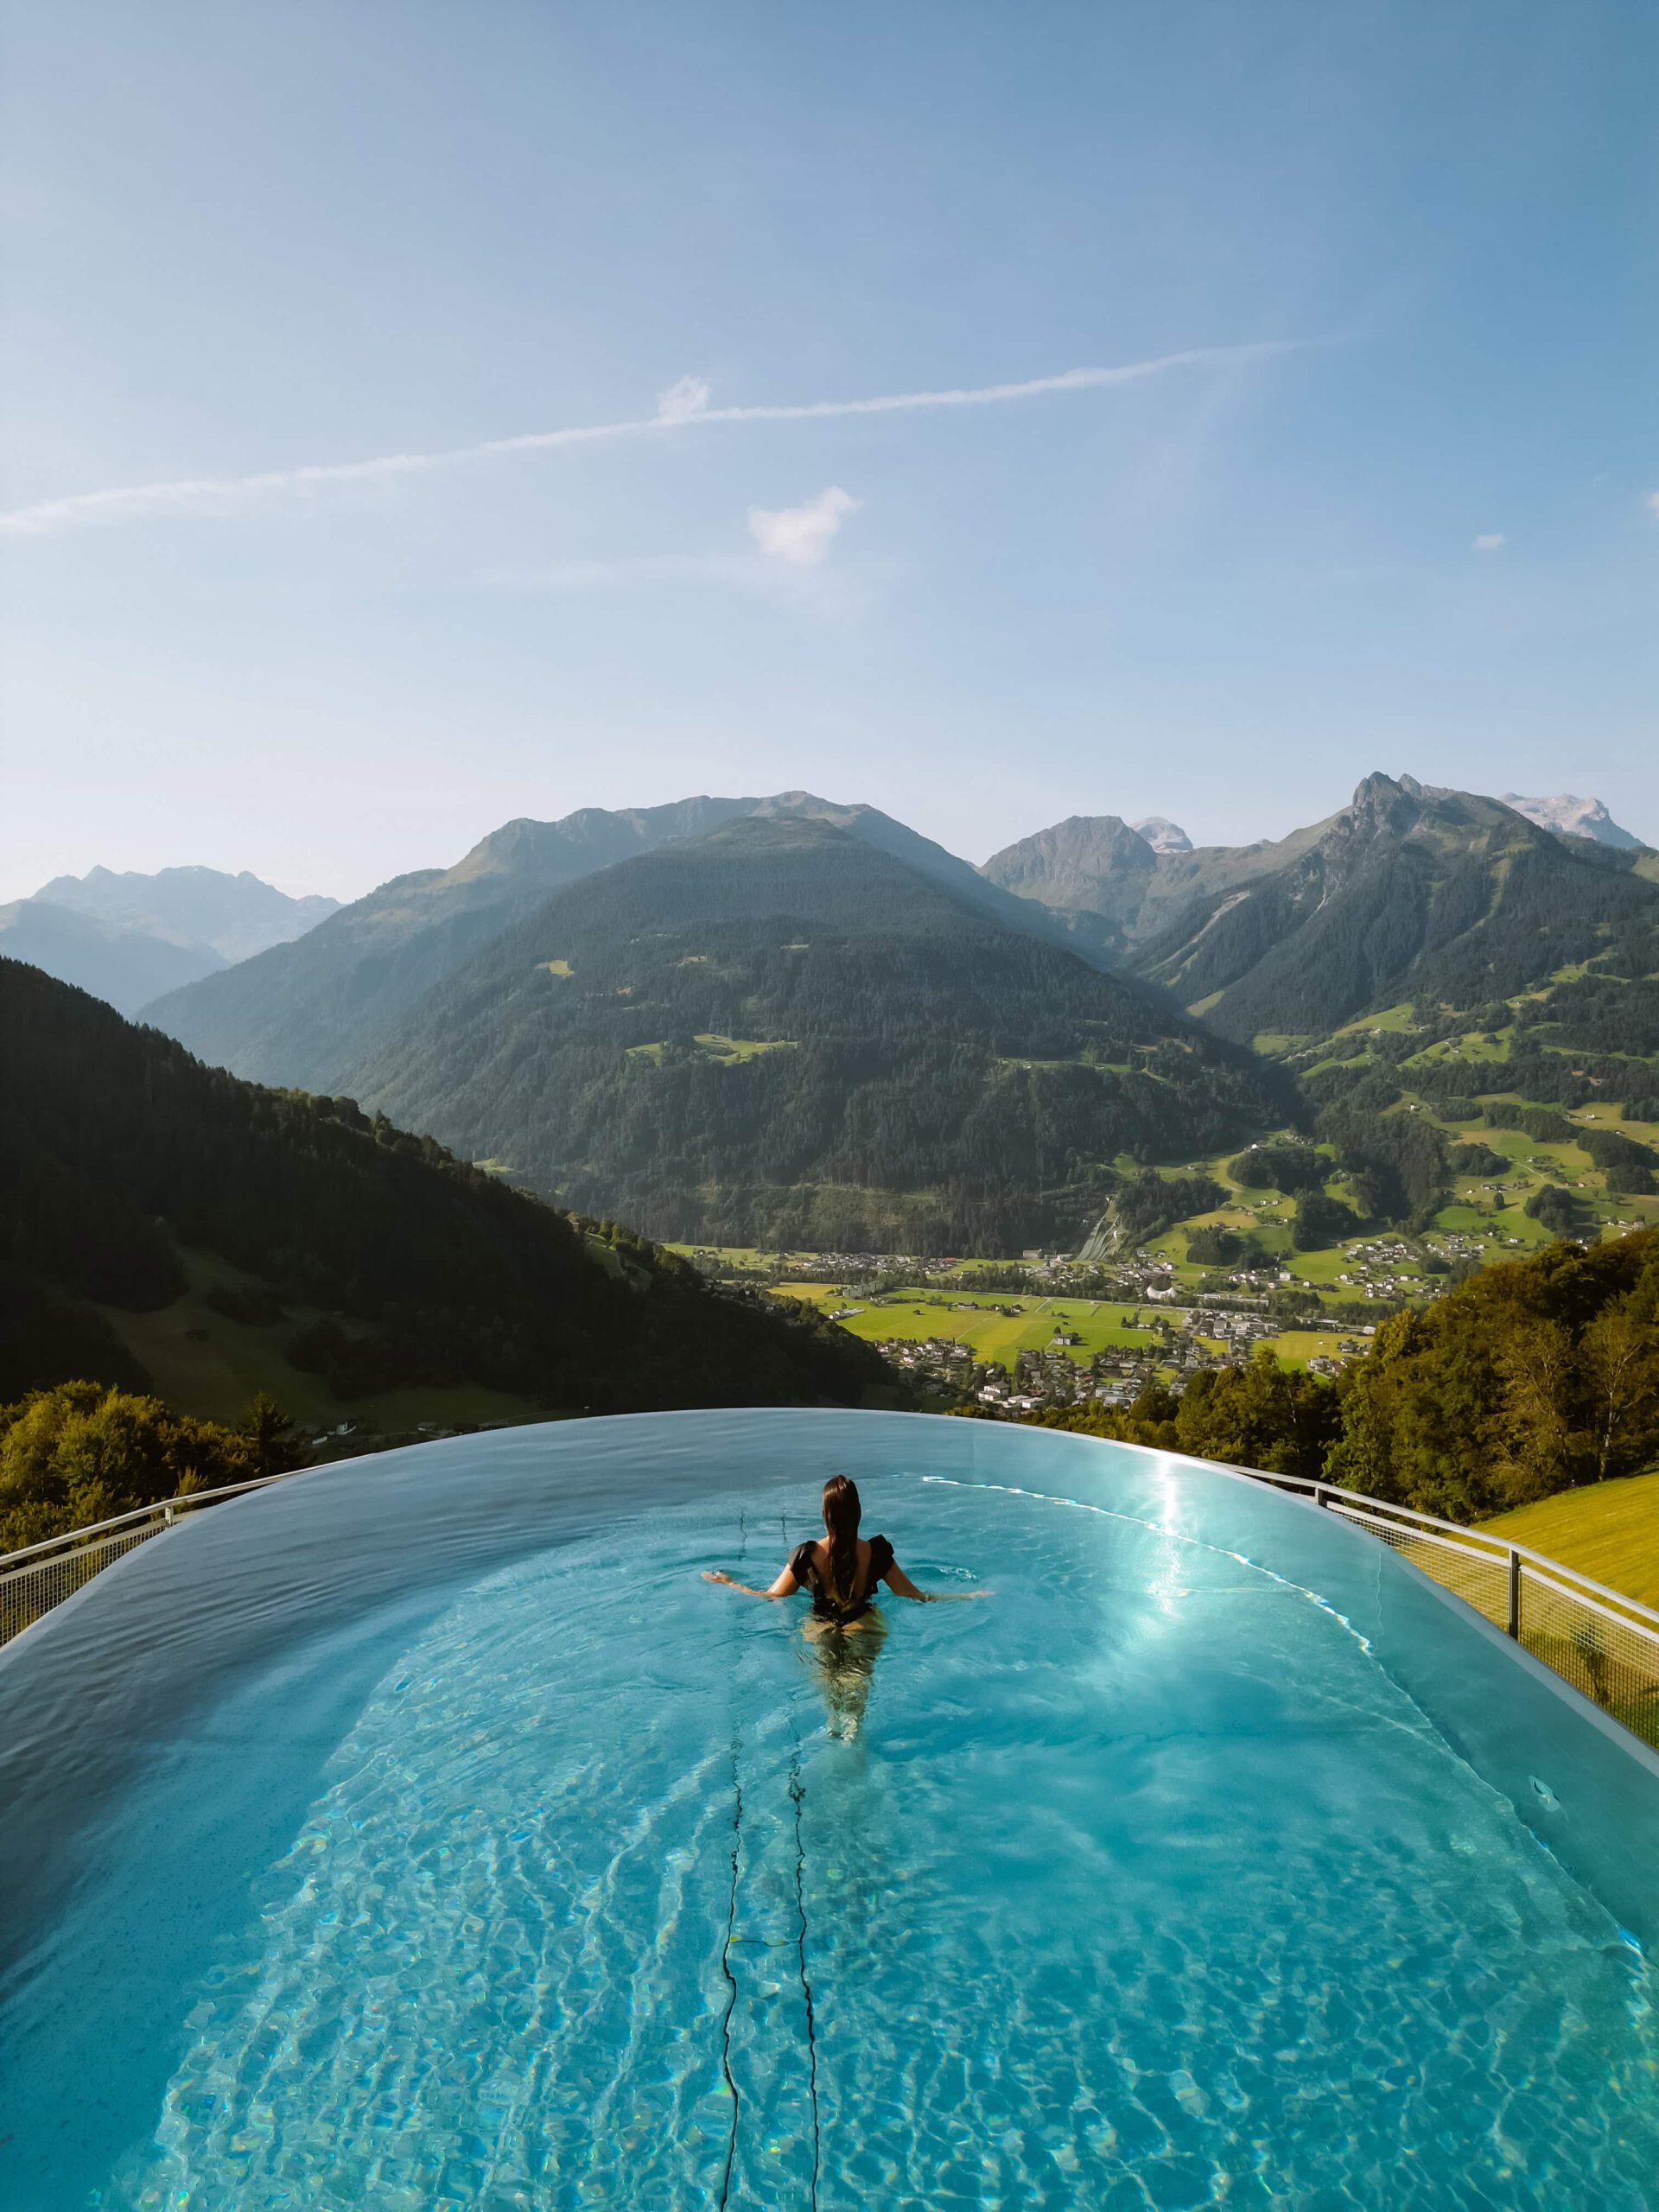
789;1535;894;1624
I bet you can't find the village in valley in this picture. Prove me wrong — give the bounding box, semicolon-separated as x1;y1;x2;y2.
676;1094;1659;1414
682;1239;1388;1414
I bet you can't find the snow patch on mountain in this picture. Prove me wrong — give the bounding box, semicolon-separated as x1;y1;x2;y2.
1130;817;1193;855
1501;795;1646;851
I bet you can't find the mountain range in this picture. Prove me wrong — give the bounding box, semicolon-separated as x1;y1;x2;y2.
983;775;1656;1043
115;772;1658;1251
340;813;1280;1251
1;866;339;1016
139;791;1116;1093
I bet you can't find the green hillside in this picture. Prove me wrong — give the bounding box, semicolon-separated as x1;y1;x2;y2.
0;957;890;1418
1141;780;1656;1044
1480;1470;1659;1611
986;774;1659;1051
142;790;1115;1094
138;796;766;1091
344;817;1285;1254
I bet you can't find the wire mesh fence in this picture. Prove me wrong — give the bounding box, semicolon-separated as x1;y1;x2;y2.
0;1476;290;1651
1249;1472;1659;1753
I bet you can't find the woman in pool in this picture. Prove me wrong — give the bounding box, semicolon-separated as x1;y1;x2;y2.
703;1474;991;1622
704;1475;990;1737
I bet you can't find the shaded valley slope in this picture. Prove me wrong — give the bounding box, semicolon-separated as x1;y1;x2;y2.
0;957;887;1413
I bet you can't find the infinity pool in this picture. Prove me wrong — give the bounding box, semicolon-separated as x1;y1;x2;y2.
2;1413;1656;2209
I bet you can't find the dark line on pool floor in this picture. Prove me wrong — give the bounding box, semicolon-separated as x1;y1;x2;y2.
785;1509;823;2212
717;1750;743;2209
715;1508;747;2209
788;1732;822;2212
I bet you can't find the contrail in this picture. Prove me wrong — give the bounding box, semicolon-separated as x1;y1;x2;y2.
0;341;1294;538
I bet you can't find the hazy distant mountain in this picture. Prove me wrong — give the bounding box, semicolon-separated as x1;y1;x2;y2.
343;816;1279;1252
1131;817;1193;855
142;791;1116;1090
0;898;225;1016
34;863;339;963
1500;794;1646;851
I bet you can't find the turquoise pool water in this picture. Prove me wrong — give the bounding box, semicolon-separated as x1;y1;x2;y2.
1;1413;1656;2209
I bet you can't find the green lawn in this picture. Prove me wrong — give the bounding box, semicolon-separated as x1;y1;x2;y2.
1335;1001;1419;1035
695;1033;796;1062
628;1035;795;1066
1268;1329;1351;1367
1480;1471;1659;1612
1282;1246;1351;1286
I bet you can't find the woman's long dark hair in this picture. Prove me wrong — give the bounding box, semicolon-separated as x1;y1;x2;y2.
822;1475;861;1606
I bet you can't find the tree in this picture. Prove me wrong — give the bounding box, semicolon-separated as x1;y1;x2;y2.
0;1382;259;1550
1292;1192;1359;1250
239;1391;306;1479
1492;1319;1580;1503
1579;1304;1659;1482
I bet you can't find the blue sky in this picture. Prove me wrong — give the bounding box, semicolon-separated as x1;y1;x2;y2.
3;1;1655;900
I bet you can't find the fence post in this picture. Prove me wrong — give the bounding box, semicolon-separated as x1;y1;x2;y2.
1506;1548;1521;1640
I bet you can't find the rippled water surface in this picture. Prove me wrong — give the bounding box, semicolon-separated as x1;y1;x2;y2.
6;1443;1659;2210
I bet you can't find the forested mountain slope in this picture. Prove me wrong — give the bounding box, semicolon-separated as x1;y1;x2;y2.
1135;776;1659;1042
343;817;1283;1253
138;796;763;1090
0;958;887;1412
988;774;1659;1046
142;790;1112;1091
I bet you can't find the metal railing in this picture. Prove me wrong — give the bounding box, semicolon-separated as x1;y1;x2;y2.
1243;1471;1659;1751
0;1471;299;1650
3;1456;1658;1753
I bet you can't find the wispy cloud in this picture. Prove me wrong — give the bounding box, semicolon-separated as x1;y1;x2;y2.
1647;491;1659;521
1471;532;1506;552
748;485;861;564
656;376;711;425
0;340;1296;539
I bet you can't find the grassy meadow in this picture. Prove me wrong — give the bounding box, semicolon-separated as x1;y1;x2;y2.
1480;1471;1659;1613
99;1249;544;1433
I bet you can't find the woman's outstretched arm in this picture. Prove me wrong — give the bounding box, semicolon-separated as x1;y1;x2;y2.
702;1562;801;1599
882;1560;993;1602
